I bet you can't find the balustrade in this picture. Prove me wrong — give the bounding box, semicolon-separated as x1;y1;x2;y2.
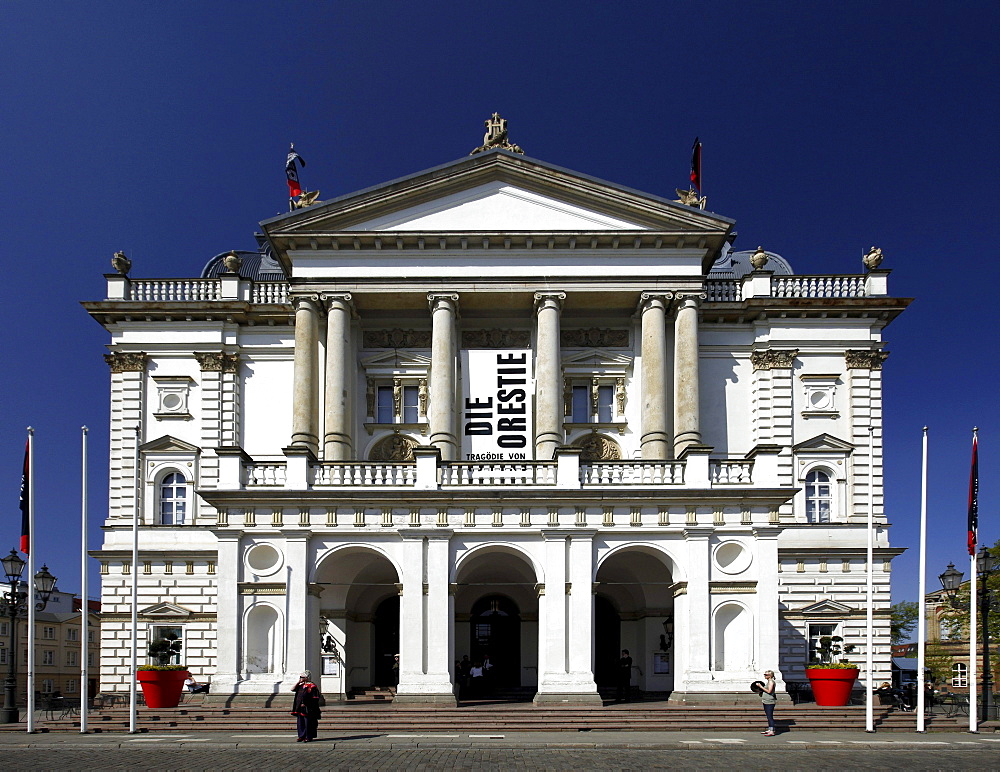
705;280;742;302
246;463;286;486
312;462;416;487
772;275;865;298
580;461;685;486
131;279;221;301
709;460;754;485
440;462;556;487
252;282;290;304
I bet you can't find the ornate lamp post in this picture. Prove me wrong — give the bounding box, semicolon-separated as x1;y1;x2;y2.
0;550;57;723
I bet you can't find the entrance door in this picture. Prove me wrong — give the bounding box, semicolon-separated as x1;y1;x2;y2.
372;596;399;688
594;595;621;688
469;595;520;688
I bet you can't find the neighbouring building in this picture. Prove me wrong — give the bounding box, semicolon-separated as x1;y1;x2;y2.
86;119;909;703
0;589;100;703
925;582;999;694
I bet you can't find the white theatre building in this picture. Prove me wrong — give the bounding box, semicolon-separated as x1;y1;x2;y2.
86;132;909;704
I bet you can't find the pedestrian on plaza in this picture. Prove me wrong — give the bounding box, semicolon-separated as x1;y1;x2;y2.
758;669;777;736
291;671;322;742
615;649;633;703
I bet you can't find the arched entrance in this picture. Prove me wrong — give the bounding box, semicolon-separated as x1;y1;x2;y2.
454;546;540;696
313;546;400;696
470;595;520;687
595;547;675;698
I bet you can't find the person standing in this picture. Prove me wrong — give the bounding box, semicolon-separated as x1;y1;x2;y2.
759;669;777;736
291;671;322;742
616;649;633;703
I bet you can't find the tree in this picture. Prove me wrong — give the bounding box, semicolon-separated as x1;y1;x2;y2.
925;643;954;686
890;600;919;644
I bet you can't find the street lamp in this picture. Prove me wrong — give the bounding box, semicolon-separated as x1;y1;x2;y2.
0;550;58;723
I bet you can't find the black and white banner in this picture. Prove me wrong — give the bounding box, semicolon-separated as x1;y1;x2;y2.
460;350;533;460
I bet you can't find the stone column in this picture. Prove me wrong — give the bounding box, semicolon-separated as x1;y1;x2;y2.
322;293;354;460
427;294;460;460
211;533;241;694
291;295;321;454
673;293;705;455
533;292;566;460
638;293;672;459
396;531;456;704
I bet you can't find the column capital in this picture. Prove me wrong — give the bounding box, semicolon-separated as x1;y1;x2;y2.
427;292;460;313
674;291;707;308
194;352;240;373
104;351;147;373
291;293;322;311
637;292;673;314
321;292;355;314
533;291;566;312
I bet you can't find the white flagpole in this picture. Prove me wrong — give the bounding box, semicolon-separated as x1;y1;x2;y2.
865;425;875;733
26;428;36;733
969;427;979;732
80;426;89;734
129;426;140;734
916;427;928;732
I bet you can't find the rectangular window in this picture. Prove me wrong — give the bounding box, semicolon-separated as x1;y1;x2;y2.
42;626;55;640
88;652;96;667
376;386;394;423
597;384;614;423
67;651;78;666
67;628;79;642
0;621;7;636
149;625;184;665
42;650;55;665
0;649;7;665
87;630;96;643
571;385;590;422
402;385;419;423
41;679;54;694
807;623;839;663
66;679;78;693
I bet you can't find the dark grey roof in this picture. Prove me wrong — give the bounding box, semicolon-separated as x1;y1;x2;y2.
709;247;795;279
200;242;287;281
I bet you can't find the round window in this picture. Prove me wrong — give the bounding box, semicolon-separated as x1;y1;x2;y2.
714;541;752;575
808;390;831;410
162;393;183;411
245;543;283;576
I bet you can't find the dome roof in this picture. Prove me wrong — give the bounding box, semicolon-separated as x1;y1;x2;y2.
200;243;286;281
708;245;794;279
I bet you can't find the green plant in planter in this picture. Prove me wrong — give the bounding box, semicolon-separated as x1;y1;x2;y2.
808;635;857;669
138;633;186;671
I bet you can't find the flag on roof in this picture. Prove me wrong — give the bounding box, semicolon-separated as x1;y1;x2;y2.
286;144;305;198
690;138;702;193
968;430;979;556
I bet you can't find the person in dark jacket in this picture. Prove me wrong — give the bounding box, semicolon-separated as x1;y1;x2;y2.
291;671;322;742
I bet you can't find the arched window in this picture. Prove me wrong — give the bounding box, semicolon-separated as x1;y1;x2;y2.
159;472;187;525
805;469;833;523
951;662;968;687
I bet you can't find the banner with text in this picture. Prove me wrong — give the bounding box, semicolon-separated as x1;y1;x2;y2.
460;349;534;460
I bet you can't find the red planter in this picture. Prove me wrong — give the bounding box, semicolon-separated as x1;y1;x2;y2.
805;667;859;706
137;670;189;708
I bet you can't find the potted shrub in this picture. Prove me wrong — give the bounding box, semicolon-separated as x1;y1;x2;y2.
804;635;859;706
137;634;189;709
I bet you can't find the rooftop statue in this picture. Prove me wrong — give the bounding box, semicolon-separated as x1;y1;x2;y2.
470;112;524;155
674;188;707;210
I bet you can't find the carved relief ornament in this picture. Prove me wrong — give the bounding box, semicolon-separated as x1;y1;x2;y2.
462;329;531;348
751;349;799;371
104;352;148;373
369;433;416;462
194;352;240;373
575;433;622;461
845;350;889;370
363;329;432;348
561;328;629;347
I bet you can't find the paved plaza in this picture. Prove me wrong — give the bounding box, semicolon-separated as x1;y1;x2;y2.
4;730;1000;770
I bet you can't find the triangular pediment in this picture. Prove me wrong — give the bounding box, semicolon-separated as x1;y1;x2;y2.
792;434;855;454
562;349;634;372
799;599;854;615
360;350;432;368
140;435;201;453
262;150;734;236
139;602;193;618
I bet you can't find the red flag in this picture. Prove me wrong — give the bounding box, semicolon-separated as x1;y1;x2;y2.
286;144;305;198
968;432;979;556
690;138;702;193
18;439;29;554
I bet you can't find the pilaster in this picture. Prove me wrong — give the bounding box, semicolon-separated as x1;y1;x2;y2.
211;532;242;692
104;352;147;522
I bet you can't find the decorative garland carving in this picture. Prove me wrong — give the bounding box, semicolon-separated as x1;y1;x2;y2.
104;352;147;373
845;350;889;370
363;329;432;348
462;329;530;348
575;433;622;461
751;349;799;371
561;328;629;347
369;433;416;462
194;352;239;373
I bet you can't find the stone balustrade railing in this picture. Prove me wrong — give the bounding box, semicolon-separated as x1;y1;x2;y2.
247;463;286;486
313;462;417;486
710;460;753;485
131;279;221;302
705;280;742;302
440;462;557;487
580;461;685;486
251;282;290;304
772;275;866;298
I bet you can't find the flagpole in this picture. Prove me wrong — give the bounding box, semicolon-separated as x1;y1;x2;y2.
968;427;979;732
26;428;35;733
916;427;928;732
129;426;140;734
865;425;875;733
80;426;89;734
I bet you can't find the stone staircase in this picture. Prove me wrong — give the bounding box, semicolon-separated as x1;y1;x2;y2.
0;700;960;733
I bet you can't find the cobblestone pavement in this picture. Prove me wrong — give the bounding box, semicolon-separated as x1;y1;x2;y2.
7;746;1000;770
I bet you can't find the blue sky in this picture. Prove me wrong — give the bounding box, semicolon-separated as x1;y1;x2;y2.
1;2;997;616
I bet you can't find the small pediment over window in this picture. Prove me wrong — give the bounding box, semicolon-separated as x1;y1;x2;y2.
562;348;633;372
792;434;855;454
138;602;193;618
140;435;201;454
359;349;432;368
798;599;854;615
